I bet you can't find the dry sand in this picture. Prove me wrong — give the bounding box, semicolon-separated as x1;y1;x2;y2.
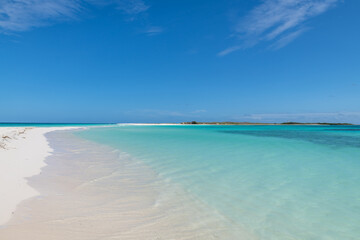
0;127;80;225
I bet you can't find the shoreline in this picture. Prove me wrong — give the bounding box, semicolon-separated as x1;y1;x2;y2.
0;127;82;226
0;129;250;239
1;124;358;239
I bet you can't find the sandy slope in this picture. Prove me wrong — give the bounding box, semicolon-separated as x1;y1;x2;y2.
0;127;79;225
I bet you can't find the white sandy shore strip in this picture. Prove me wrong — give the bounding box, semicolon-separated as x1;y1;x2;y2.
0;127;81;226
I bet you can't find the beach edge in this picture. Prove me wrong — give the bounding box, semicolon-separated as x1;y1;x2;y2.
0;127;82;226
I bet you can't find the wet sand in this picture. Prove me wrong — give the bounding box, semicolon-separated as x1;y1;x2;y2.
0;130;249;240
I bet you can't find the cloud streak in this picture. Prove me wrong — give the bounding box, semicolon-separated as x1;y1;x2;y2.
144;26;163;36
0;0;149;32
218;45;241;57
220;0;339;55
88;0;149;14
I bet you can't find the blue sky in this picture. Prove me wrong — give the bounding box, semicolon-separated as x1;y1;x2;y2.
1;0;359;123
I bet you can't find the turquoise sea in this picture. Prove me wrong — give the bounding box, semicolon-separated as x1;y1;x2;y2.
77;125;360;239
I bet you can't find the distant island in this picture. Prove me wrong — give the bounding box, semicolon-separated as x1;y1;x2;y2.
180;121;353;125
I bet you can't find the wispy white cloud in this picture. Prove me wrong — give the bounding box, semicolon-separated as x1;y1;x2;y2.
114;0;149;15
88;0;149;15
0;0;149;33
218;45;241;57
144;26;163;36
220;0;339;55
191;109;207;114
269;27;308;50
0;0;81;32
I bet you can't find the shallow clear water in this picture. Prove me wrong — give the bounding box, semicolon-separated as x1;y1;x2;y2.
77;125;360;239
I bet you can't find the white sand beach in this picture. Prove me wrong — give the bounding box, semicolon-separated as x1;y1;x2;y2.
0;127;249;240
0;127;80;225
